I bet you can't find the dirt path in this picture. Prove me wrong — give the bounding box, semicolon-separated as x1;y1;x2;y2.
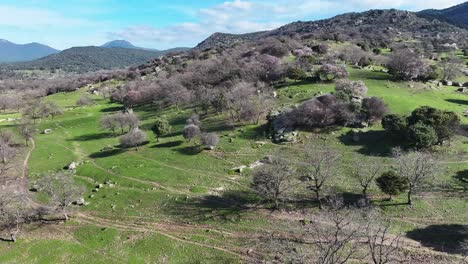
21;138;35;179
74;212;252;261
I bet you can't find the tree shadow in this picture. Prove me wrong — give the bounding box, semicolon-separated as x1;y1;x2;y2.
406;224;468;254
153;140;184;148
163;190;258;223
446;99;468;106
71;132;114;141
338;130;397;156
100;106;124;113
89;148;126;159
176;145;202;155
454;170;468;191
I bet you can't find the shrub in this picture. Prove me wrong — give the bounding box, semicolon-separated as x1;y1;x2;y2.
376;171;408;200
407;122;438;149
407;106;460;143
382;114;407;139
334;80;368;100
151;116;172;141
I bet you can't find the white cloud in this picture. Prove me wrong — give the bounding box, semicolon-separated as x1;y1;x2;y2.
0;5;88;29
109;0;466;49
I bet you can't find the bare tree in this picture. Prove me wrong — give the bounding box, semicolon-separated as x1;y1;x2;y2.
183;124;200;142
17;120;35;146
440;54;463;81
252;157;298;209
307;198;363;264
201;133;220;150
393;149;439;205
387;49;428;81
120;128;147;150
36;172;84;221
76;94;94;106
0;192;30;242
365;216;403;264
302;146;341;209
349;158;382;198
101;112;140;134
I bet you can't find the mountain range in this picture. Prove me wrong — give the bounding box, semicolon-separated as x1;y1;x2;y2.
418;2;468;28
0;39;59;62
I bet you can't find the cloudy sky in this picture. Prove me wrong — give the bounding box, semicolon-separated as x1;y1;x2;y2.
0;0;465;50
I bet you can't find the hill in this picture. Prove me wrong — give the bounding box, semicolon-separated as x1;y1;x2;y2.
2;46;177;73
196;9;468;50
101;40;143;49
419;2;468;28
0;39;59;62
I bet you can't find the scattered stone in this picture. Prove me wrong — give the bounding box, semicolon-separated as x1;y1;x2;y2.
262;155;274;164
249;161;264;169
75;198;85;206
29;185;39;192
43;129;52;134
231;165;247;173
67;162;78;170
457;87;467;93
464;109;468;117
97;184;104;189
92;188;99;192
89;195;94;198
108;184;115;188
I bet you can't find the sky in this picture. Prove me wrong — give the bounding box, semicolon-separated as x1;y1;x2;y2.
0;0;465;50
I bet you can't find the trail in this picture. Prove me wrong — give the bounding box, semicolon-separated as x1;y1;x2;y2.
74;212;252;261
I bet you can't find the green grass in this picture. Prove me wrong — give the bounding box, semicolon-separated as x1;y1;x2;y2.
1;67;468;262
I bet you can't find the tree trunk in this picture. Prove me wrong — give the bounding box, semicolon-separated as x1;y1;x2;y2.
407;187;412;206
315;189;322;209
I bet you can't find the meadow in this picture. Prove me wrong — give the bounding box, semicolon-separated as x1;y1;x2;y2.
0;66;467;263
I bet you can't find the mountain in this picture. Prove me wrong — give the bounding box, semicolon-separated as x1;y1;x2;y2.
101;40;142;49
0;39;59;62
3;46;163;73
196;9;468;50
418;2;468;28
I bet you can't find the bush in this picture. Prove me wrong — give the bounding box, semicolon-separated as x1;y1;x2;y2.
382;114;407;139
151;116;172;141
334;79;368;100
407;122;438;149
287;67;307;82
376;171;408;200
407;106;460;143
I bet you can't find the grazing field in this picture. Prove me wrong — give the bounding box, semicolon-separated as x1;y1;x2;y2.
0;67;467;263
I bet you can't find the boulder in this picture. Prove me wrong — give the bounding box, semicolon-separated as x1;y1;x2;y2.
262;155;274;164
67;162;78;170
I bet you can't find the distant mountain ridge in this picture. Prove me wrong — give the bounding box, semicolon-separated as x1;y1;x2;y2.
196;9;468;50
0;39;59;62
101;40;159;51
418;2;468;28
1;45;191;73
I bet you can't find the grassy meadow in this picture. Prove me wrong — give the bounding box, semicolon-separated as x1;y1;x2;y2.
0;67;467;263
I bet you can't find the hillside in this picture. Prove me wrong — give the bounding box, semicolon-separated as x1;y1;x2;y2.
419;2;468;28
3;46;165;73
0;39;59;62
196;9;468;50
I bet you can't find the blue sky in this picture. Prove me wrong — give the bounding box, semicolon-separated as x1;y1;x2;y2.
0;0;465;50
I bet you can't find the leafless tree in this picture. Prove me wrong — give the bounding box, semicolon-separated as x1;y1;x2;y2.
36;172;84;221
201;133;219;149
362;97;388;124
119;128;147;150
349;158;382;198
387;49;428;81
186;114;201;127
365;215;403;264
393;149;439;205
440;54;463;81
76;94;94;106
302;146;341;209
101;112;139;134
17;120;35;146
0;192;30;242
252;157;298;209
183;124;201;142
335;79;368;99
307;198;363;264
